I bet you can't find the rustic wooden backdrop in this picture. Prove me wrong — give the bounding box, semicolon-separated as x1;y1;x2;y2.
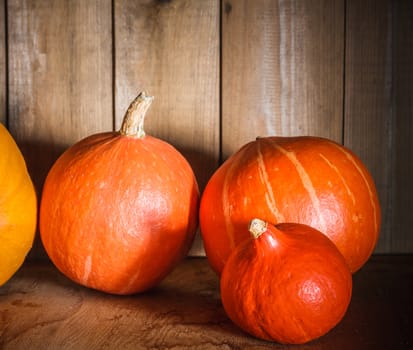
1;0;412;258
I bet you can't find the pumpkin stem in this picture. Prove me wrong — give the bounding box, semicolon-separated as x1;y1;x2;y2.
249;218;268;239
120;91;154;138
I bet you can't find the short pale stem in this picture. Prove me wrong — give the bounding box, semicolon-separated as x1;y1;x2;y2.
120;91;154;138
249;218;268;239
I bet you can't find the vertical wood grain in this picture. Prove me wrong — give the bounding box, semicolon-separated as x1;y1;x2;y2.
8;0;113;258
221;0;345;159
392;1;413;252
0;0;5;125
115;0;220;255
344;0;413;253
345;0;392;253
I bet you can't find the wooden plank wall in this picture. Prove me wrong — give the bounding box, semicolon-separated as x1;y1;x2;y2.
0;0;5;125
345;0;413;253
222;0;344;156
1;0;412;258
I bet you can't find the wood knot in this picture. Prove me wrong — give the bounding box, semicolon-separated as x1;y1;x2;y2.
224;2;232;15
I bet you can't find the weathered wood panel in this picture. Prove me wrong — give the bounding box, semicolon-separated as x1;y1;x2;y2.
115;0;220;255
391;0;413;252
221;0;345;159
345;0;392;253
344;0;413;253
7;0;113;258
0;0;5;125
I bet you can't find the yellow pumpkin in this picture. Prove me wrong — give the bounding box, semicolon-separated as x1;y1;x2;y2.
0;123;37;286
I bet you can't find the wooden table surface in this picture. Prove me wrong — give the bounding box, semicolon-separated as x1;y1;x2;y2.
1;255;412;350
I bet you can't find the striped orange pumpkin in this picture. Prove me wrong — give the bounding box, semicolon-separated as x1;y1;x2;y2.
199;136;381;274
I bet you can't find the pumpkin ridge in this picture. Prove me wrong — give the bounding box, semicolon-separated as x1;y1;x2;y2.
318;152;356;205
222;155;239;250
332;143;379;236
256;141;285;222
269;139;327;233
82;255;93;286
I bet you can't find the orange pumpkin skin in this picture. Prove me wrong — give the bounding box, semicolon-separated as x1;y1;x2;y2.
0;123;37;286
40;93;199;295
220;219;352;344
200;136;381;274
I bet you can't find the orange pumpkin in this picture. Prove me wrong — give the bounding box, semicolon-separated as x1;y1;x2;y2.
200;136;380;274
40;92;199;294
0;123;37;286
221;218;352;344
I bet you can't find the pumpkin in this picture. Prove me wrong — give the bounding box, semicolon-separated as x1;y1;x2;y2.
221;218;352;344
200;136;380;274
40;92;199;295
0;123;37;286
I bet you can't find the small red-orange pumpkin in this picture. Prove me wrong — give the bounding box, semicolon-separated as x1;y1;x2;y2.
221;218;352;344
200;136;380;274
40;92;199;294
